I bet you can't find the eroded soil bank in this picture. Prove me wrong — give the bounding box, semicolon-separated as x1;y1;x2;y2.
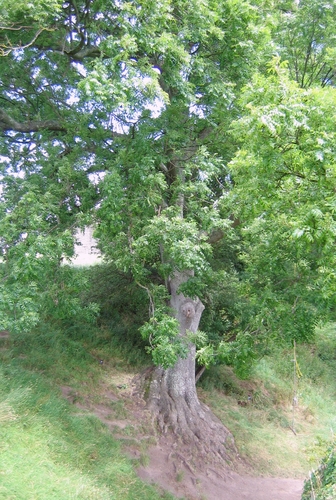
61;378;304;500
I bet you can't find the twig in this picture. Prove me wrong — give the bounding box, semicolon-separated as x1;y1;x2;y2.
292;340;297;435
136;282;155;318
0;28;51;56
309;470;316;500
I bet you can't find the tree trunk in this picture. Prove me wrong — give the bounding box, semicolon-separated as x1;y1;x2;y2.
137;271;237;467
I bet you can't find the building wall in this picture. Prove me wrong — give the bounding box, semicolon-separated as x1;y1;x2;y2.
71;227;101;266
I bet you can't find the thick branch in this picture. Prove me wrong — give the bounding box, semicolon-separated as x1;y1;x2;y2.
0;108;66;133
32;39;103;61
66;46;101;61
204;219;240;245
207;229;224;244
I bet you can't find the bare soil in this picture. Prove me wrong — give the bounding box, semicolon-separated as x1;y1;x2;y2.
60;377;304;500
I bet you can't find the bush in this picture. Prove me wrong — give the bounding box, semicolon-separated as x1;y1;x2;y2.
302;441;336;500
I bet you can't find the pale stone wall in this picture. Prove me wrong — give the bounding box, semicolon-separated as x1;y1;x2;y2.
71;227;101;266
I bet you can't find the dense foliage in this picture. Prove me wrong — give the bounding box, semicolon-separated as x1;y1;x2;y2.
302;441;336;500
0;0;336;369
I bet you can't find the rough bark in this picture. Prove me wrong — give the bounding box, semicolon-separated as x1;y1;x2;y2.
136;270;237;468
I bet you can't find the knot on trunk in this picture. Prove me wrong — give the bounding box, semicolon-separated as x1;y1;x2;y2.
180;300;195;322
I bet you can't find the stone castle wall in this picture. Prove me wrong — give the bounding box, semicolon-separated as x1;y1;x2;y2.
72;227;101;266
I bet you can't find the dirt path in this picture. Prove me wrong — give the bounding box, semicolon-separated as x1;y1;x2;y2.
61;381;304;500
136;439;304;500
139;467;303;500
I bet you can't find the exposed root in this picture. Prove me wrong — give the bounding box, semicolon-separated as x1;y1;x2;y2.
134;367;239;472
172;451;196;474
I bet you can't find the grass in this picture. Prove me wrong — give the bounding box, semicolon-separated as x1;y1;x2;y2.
301;439;336;500
198;323;336;478
0;329;175;500
1;310;336;497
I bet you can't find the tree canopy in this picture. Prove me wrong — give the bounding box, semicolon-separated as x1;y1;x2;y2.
1;0;336;452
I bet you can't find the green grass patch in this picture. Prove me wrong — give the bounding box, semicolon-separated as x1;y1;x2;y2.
4;320;148;391
0;337;175;500
301;440;336;500
198;323;336;478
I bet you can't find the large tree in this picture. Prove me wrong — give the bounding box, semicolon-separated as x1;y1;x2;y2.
0;0;264;461
224;0;336;346
1;0;336;463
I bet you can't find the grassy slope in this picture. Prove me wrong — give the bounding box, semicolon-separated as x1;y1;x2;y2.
198;323;336;478
0;326;175;500
0;320;335;498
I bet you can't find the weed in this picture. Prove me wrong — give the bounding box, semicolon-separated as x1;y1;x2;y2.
122;424;137;436
139;453;150;467
109;400;128;419
176;470;185;482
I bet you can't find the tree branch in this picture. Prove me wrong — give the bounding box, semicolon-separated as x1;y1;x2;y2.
0;27;50;56
66;46;101;61
207;229;224;244
0;108;66;133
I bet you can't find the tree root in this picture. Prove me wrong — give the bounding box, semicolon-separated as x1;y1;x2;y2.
134;367;239;471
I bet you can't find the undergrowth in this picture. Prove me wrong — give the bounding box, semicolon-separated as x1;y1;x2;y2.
301;440;336;500
198;323;336;478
